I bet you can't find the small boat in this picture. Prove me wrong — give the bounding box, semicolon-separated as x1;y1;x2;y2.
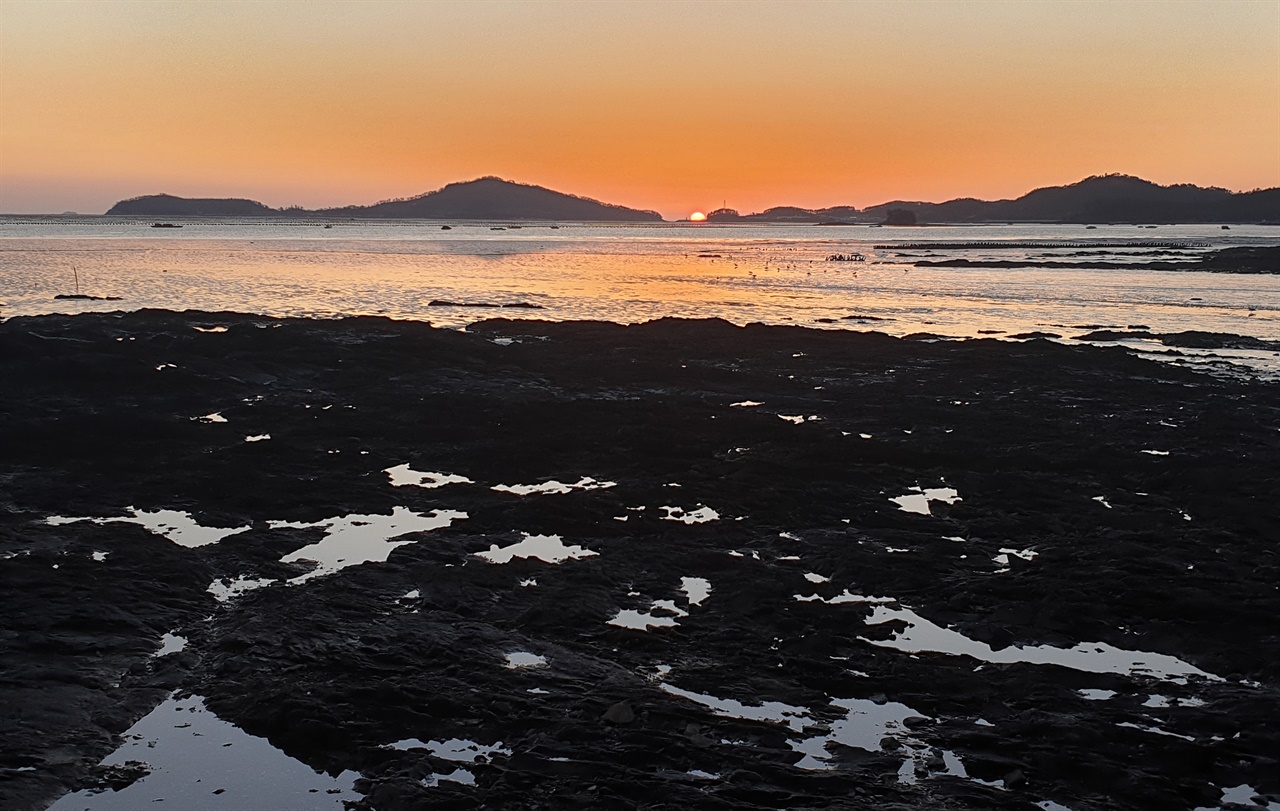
151;223;182;228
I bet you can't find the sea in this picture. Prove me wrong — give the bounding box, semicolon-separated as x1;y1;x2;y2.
2;217;1278;376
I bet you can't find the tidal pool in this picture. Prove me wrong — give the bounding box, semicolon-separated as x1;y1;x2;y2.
274;507;467;583
47;509;250;548
475;533;598;564
46;694;359;811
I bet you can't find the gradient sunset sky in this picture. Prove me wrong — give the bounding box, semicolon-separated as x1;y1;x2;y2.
2;0;1277;217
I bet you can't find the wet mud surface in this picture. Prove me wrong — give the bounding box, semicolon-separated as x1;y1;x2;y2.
2;310;1278;810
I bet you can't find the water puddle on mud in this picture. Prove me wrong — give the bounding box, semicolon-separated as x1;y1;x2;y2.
273;507;467;583
152;633;187;658
385;464;473;489
681;577;711;605
504;652;547;669
660;506;720;524
660;684;940;776
47;509;250;548
796;590;895;605
607;609;680;630
860;602;1221;681
491;477;615;496
385;730;510;787
475;533;598;564
196;412;228;423
1194;785;1280;811
46;694;359;811
730;401;764;407
207;575;275;602
890;487;961;516
386;738;511;762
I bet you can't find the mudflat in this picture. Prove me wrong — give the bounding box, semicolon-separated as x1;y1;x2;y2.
2;310;1277;810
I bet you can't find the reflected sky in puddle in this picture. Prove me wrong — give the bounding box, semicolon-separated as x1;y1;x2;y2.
46;694;359;811
796;590;895;605
890;487;961;516
476;533;598;564
385;464;473;489
275;507;466;583
504;651;547;669
491;477;615;496
207;575;275;602
681;577;711;606
386;737;511;762
660;505;720;524
610;577;712;630
48;509;250;548
608;608;680;630
660;683;939;776
861;602;1221;681
1194;784;1280;811
152;632;187;658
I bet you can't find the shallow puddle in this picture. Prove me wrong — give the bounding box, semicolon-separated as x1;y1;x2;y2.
660;506;720;524
889;487;961;516
385;464;474;489
48;509;250;549
607;609;679;630
207;575;275;602
491;477;615;496
46;694;360;811
385;737;511;762
681;577;712;606
861;602;1221;681
475;533;598;564
275;507;467;583
152;633;188;657
504;652;547;669
1193;784;1280;811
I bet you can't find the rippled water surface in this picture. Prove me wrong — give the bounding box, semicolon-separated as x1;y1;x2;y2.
2;219;1276;354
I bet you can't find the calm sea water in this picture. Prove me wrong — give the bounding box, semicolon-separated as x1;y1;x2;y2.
2;217;1278;374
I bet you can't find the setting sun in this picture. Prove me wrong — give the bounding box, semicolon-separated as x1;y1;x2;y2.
689;211;707;222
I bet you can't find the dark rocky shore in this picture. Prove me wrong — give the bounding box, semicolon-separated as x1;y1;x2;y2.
914;245;1280;273
2;311;1278;811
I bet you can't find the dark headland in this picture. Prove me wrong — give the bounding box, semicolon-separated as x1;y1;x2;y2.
107;177;664;222
2;311;1277;810
707;175;1279;224
105;173;1279;223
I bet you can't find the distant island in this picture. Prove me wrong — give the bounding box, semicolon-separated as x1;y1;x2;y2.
707;175;1279;225
107;177;664;222
105;173;1279;224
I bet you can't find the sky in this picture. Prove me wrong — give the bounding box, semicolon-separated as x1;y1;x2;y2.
1;0;1277;217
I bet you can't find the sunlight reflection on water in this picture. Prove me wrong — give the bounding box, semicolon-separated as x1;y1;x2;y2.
2;222;1276;370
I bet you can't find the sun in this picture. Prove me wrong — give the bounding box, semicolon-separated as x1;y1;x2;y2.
689;211;707;222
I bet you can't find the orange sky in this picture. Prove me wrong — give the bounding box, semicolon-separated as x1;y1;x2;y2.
2;0;1277;217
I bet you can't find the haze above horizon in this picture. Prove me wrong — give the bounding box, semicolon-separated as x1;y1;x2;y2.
1;0;1277;218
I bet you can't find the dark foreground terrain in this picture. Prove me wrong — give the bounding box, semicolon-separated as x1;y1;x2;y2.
1;311;1278;811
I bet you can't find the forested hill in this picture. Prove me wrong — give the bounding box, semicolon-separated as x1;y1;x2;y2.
107;177;664;221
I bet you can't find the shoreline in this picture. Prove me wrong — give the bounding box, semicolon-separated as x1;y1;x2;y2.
3;310;1278;810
